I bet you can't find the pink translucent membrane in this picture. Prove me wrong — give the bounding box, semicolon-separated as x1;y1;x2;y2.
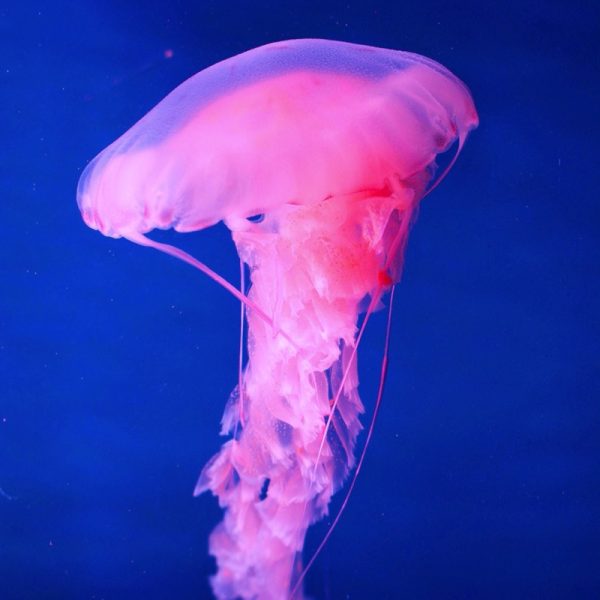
77;39;477;239
77;39;477;599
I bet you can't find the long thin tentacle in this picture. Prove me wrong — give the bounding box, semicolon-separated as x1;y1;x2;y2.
123;231;298;349
312;198;413;481
238;258;246;429
291;285;397;597
311;287;382;481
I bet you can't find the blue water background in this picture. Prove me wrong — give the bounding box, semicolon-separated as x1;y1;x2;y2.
1;1;598;598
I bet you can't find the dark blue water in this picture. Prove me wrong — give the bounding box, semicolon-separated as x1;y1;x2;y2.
1;2;598;598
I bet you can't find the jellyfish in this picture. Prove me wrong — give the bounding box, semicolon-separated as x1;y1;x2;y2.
77;39;478;600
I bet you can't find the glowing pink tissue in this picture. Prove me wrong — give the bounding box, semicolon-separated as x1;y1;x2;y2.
77;39;477;599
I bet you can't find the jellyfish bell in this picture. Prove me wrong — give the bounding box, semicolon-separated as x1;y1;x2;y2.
77;39;477;238
77;39;477;600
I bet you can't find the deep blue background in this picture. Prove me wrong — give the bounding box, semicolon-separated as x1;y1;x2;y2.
1;1;598;598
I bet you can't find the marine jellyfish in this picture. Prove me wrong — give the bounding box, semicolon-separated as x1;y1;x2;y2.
77;39;478;599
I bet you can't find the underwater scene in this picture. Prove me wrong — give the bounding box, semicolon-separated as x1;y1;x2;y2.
1;1;598;598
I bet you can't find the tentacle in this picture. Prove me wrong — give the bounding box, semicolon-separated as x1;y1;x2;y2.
311;286;382;481
238;258;246;429
291;285;396;597
423;127;466;198
312;183;414;484
123;231;298;350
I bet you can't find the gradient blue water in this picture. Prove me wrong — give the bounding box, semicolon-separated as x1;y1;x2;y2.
1;2;598;598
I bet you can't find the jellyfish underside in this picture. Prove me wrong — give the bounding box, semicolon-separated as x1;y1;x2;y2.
77;39;478;600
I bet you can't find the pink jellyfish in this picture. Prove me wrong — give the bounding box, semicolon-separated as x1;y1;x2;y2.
77;39;478;600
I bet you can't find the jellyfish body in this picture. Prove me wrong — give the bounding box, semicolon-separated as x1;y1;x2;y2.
77;39;477;599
